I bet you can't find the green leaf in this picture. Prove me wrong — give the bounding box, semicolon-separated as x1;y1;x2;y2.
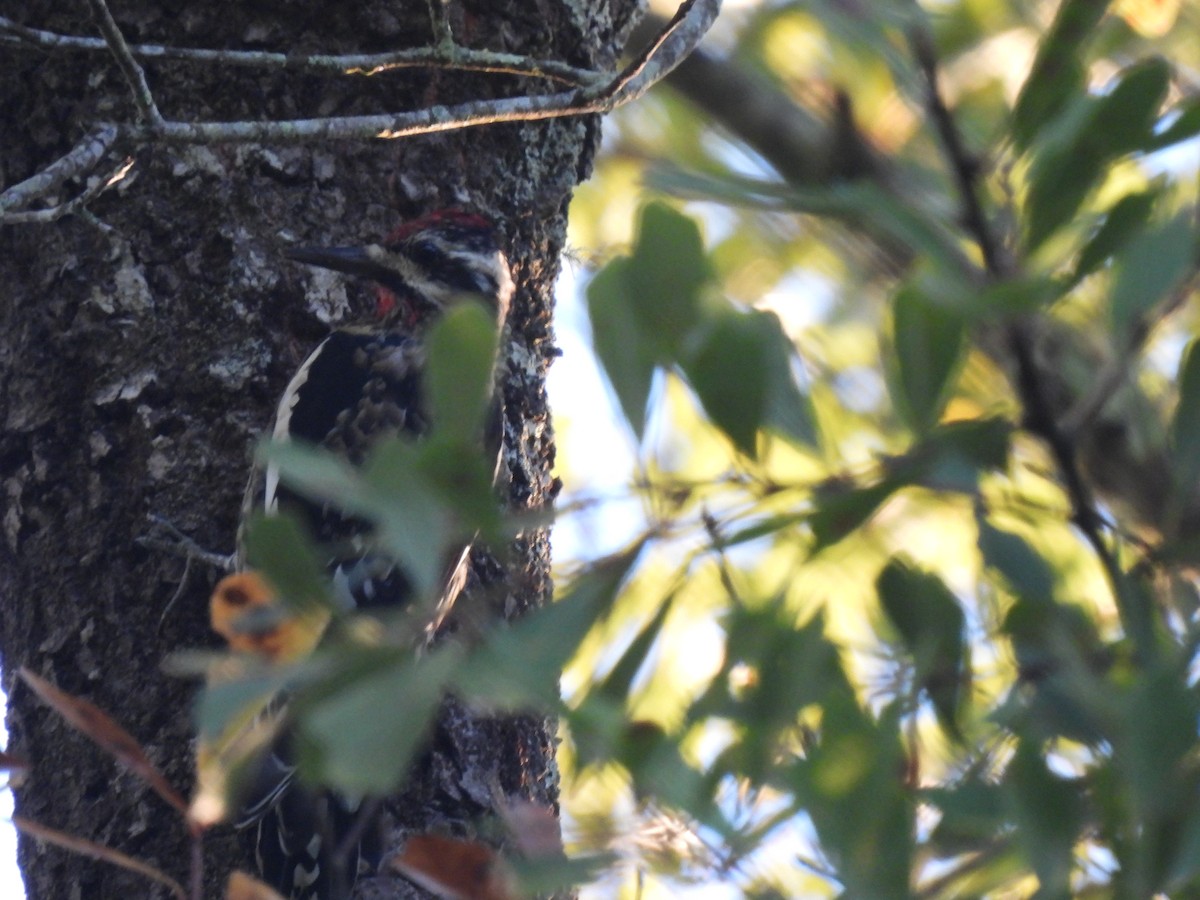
259;439;360;505
1147;97;1200;152
625;202;712;356
1072;188;1161;283
617;721;712;815
1005;740;1082;896
977;518;1056;603
1170;340;1200;502
788;182;973;279
1117;669;1200;821
919;418;1012;481
926;779;1006;853
795;696;913;897
595;594;674;703
760;311;818;447
681;309;771;457
358;438;452;598
415;436;505;541
195;663;295;745
712;609;842;781
809;476;906;549
1012;0;1111;150
889;283;964;434
1109;213;1195;337
1024;57;1171;250
652;166;974;281
240;513;333;613
425;302;499;442
877;559;969;739
454;544;643;709
510;853;617;899
587;257;657;438
297;646;461;794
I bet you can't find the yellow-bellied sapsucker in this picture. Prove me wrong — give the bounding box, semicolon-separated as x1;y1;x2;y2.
236;210;514;899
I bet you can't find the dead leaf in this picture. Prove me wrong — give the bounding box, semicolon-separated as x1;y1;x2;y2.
225;870;288;900
391;834;514;900
18;667;188;815
1114;0;1179;36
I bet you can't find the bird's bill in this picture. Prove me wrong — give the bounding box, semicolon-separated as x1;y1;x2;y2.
286;244;391;281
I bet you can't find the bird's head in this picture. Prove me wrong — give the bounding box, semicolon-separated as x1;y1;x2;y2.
287;210;513;328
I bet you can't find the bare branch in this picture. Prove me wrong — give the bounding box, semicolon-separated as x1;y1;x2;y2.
0;15;599;86
0;0;720;225
0;126;120;215
85;0;164;126
0;158;132;225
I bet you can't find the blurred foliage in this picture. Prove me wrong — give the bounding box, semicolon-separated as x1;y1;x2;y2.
197;0;1200;897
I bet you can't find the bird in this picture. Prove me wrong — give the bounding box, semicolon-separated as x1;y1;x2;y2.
231;209;514;899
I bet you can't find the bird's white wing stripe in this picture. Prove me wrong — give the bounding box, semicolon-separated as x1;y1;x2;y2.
264;337;330;512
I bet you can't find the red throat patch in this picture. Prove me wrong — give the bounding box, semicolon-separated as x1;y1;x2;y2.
375;286;397;319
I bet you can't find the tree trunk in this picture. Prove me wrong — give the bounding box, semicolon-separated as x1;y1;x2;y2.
0;1;637;896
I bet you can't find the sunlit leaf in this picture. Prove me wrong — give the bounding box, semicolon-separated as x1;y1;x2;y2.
1109;212;1195;336
625;202;712;356
681;308;771;457
889;283;964;434
1073;188;1161;283
794;697;913;897
1012;0;1112;149
594;593;674;703
1024;57;1170;249
1148;97;1200;151
877;559;969;740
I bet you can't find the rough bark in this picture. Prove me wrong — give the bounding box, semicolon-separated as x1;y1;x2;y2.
0;1;639;897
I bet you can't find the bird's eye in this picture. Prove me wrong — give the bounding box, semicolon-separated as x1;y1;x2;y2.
410;238;440;261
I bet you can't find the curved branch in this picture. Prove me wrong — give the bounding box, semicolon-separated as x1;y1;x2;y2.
85;0;164;126
0;126;120;215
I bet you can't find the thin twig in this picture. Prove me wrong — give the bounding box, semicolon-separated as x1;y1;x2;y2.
593;0;699;103
85;0;164;126
189;830;203;900
909;27;1137;637
0;15;598;86
909;27;1001;275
